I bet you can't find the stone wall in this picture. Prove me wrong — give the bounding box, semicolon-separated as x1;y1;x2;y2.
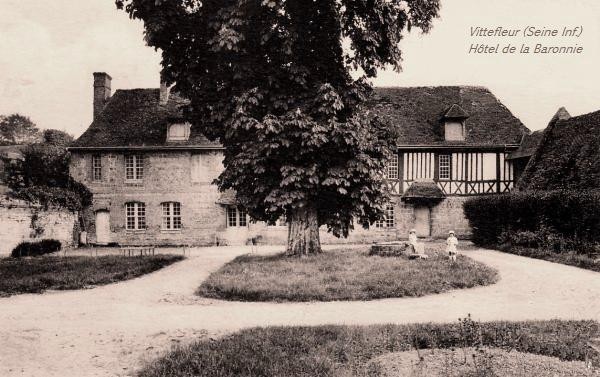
0;198;77;256
393;197;472;239
430;197;472;238
246;222;398;246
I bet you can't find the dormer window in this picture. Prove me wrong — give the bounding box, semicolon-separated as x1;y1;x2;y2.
167;123;191;142
444;121;465;141
443;104;469;142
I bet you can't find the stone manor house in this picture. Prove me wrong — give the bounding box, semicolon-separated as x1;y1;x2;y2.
68;73;529;246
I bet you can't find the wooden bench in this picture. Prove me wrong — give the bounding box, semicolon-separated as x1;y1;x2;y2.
119;246;156;257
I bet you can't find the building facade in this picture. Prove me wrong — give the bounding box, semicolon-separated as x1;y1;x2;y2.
69;74;529;246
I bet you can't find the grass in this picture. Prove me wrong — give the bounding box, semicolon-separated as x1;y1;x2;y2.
0;254;183;297
197;247;498;302
497;245;600;273
138;319;600;377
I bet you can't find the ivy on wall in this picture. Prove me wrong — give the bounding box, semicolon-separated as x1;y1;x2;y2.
5;139;92;212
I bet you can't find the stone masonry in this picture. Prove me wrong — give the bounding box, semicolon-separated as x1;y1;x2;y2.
393;197;472;239
0;198;76;256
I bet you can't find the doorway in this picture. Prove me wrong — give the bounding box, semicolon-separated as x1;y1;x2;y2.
414;206;431;237
95;210;111;245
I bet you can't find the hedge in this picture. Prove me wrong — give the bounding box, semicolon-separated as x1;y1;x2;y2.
463;190;600;250
11;239;62;258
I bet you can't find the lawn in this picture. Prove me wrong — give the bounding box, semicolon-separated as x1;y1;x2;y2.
138;319;600;377
0;255;183;297
197;247;498;302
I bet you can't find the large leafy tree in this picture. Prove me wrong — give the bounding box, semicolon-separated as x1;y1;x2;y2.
0;114;42;145
116;0;440;255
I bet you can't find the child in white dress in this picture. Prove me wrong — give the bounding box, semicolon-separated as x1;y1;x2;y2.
408;229;425;255
446;230;458;262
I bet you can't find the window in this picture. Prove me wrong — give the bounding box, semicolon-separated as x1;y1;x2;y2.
227;207;237;227
439;154;451;180
444;121;465;141
162;202;182;230
386;154;399;179
167;123;190;141
125;155;144;181
125;202;146;230
92;154;102;181
238;207;247;227
375;204;395;228
227;207;247;227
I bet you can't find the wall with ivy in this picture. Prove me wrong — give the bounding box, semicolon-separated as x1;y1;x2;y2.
0;197;76;256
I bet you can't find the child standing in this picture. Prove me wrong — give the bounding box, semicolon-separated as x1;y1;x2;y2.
446;230;458;262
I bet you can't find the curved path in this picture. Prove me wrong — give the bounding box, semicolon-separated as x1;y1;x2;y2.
0;245;599;376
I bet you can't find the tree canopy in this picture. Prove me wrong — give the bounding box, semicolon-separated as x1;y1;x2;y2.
0;114;42;145
116;0;440;254
42;129;74;148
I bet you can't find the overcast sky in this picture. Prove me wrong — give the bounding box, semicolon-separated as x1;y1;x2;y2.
1;0;599;136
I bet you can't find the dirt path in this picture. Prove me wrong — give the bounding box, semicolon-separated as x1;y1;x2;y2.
1;245;599;377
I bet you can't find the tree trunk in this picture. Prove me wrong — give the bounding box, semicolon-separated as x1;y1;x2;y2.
287;204;321;256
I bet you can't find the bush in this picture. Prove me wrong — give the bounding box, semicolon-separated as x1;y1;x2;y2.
11;239;62;258
5;141;92;211
463;190;600;250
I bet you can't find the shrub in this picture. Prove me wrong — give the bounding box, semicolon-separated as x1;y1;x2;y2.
11;239;62;258
9;181;92;212
464;190;600;250
5;141;92;211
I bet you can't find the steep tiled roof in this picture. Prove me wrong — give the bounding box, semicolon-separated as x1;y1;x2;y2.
517;109;600;190
507;129;545;160
72;86;528;149
369;86;529;146
71;89;220;149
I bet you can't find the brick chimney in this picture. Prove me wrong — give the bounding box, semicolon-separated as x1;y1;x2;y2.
93;72;112;120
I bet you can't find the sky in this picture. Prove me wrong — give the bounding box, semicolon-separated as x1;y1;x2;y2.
1;0;599;136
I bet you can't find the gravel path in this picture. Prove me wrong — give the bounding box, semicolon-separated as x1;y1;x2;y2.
0;245;599;377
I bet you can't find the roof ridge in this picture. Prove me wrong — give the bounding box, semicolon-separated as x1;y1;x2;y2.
561;108;600;122
374;85;489;90
113;88;159;93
